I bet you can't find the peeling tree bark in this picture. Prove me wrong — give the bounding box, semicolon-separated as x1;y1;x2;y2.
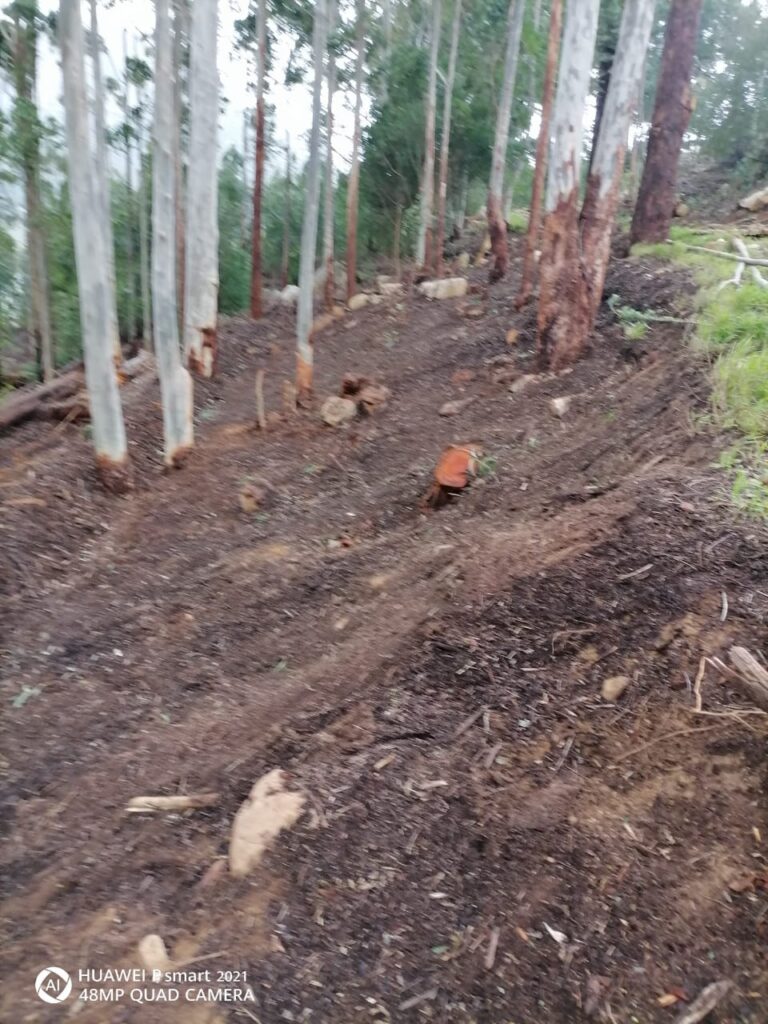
516;0;563;309
345;0;365;303
434;0;461;279
250;0;267;318
60;0;129;488
536;0;600;372
416;0;441;272
183;0;219;377
323;0;337;311
153;0;194;465
630;0;703;246
296;0;328;401
487;0;525;284
581;0;657;321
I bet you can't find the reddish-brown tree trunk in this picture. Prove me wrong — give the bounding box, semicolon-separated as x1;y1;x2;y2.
250;0;267;318
515;0;563;309
630;0;703;246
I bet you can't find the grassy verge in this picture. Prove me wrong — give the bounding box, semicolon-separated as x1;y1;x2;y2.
631;225;768;516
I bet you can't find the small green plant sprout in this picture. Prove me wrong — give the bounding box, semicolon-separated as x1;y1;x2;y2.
476;453;498;478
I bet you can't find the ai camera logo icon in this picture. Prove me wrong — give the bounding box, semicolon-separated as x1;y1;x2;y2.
35;966;73;1004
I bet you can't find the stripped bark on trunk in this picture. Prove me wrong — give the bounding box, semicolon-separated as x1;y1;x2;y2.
184;0;219;376
296;0;328;400
516;0;563;309
323;0;337;310
434;0;461;278
250;0;267;318
630;0;703;245
153;0;194;464
281;134;291;289
345;0;365;302
581;0;657;319
416;0;441;271
60;0;129;488
536;0;600;372
487;0;525;283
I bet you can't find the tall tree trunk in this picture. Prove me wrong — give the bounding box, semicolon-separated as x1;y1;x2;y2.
281;134;291;289
173;0;187;329
516;0;563;309
587;3;622;177
581;0;657;317
487;0;525;283
536;0;600;372
434;0;461;278
250;0;267;318
323;0;337;311
296;0;328;401
13;5;54;381
59;0;129;488
183;0;219;376
393;203;402;278
241;109;251;248
345;0;365;302
416;0;441;271
153;0;194;465
89;0;120;361
138;81;152;350
122;30;136;346
630;0;703;245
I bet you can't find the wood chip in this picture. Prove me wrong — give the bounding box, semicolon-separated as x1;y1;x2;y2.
672;980;732;1024
374;752;396;772
617;563;653;581
728;646;768;711
399;987;438;1011
484;927;500;970
454;706;486;738
126;792;220;813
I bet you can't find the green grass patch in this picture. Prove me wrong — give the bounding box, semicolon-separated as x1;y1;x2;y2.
507;209;529;233
632;226;768;517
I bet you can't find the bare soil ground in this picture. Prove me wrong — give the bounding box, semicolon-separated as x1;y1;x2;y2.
2;243;767;1024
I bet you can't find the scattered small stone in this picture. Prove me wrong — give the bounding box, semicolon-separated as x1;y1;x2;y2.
451;368;476;385
320;396;357;427
379;281;403;296
239;483;267;514
358;383;391;415
601;675;630;702
418;277;469;300
550;396;572;417
347;293;369;311
506;328;520;345
138;934;171;973
439;397;475;417
509;374;539;394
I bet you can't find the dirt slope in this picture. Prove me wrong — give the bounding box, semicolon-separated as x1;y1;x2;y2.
1;249;767;1023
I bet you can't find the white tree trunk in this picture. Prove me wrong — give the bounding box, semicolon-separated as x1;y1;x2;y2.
416;0;441;269
296;0;328;400
183;0;219;377
434;0;461;276
89;0;120;360
487;0;525;281
59;0;129;486
138;82;153;350
122;29;136;345
345;0;365;302
322;0;337;310
153;0;194;464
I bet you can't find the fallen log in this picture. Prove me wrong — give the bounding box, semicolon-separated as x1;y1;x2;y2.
674;240;768;268
738;185;768;213
0;369;84;432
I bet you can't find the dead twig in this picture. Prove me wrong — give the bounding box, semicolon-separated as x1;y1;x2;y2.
125;792;220;813
612;725;722;763
255;368;267;430
399;988;438;1011
693;656;706;713
454;706;486;739
484;927;500;970
672;980;732;1024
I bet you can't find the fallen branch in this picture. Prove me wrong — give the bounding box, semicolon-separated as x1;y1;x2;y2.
727;646;768;712
126;792;220;813
672;980;732;1024
715;258;744;293
732;237;768;288
673;240;768;268
0;369;84;432
612;724;722;763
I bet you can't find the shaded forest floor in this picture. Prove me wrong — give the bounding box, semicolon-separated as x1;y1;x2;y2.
2;236;768;1023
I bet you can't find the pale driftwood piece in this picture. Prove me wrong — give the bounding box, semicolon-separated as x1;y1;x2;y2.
732;237;768;288
673;240;768;268
727;646;768;711
672;980;732;1024
255;368;267;430
126;792;220;813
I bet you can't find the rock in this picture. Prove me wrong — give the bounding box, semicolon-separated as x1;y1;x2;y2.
348;292;369;311
550;396;572;417
138;934;171;973
456;252;470;270
738;186;768;212
601;675;630;702
491;365;519;386
418;277;469;300
239;483;267;514
311;312;335;335
332;304;346;319
379;281;403;296
673;201;690;218
357;383;391;415
321;395;357;427
369;293;383;306
279;284;299;307
439;397;475;417
229;769;306;878
509;374;539;394
451;368;476;386
506;328;520;346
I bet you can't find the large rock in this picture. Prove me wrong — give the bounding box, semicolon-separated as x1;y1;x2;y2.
321;395;357;427
229;769;306;878
279;284;299;307
348;293;369;311
418;277;469;300
738;186;768;212
379;281;403;297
